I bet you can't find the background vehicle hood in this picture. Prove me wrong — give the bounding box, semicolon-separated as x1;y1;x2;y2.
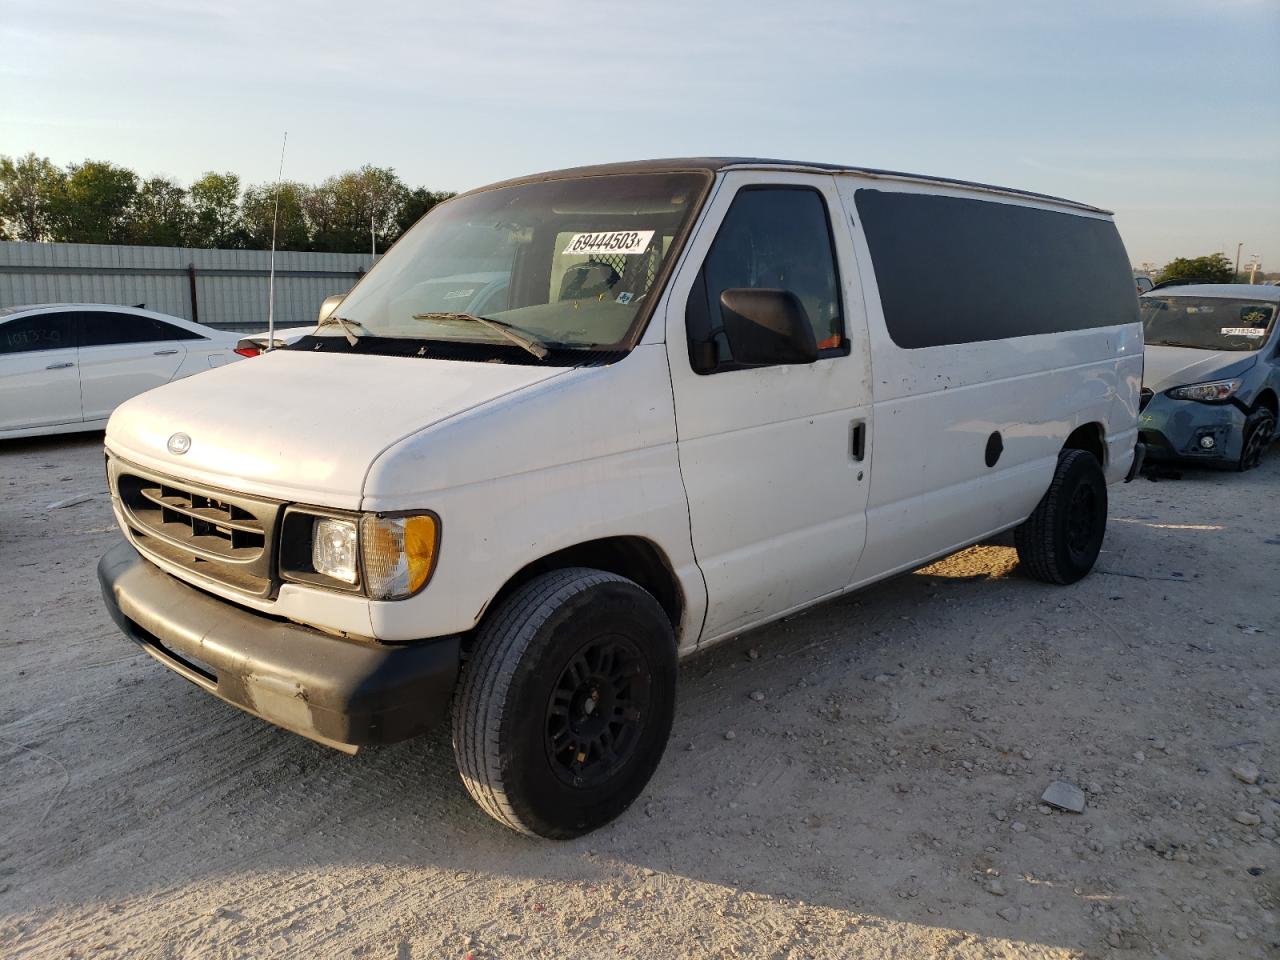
105;351;568;508
1143;345;1257;394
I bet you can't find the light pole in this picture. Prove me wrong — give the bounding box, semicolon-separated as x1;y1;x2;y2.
1235;242;1243;281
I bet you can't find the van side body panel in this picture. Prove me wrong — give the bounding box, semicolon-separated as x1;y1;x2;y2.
833;176;1142;585
848;331;1139;583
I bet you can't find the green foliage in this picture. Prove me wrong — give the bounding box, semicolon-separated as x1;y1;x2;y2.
241;181;310;250
0;154;453;253
50;161;139;243
305;165;409;253
0;153;66;241
1157;253;1235;285
129;177;189;246
188;172;243;248
396;187;455;237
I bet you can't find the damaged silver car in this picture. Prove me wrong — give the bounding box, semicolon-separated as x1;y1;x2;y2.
1139;284;1279;470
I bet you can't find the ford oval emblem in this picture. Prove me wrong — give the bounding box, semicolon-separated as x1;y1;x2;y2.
167;432;192;456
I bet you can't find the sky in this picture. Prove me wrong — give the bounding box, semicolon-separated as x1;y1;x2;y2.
2;0;1278;270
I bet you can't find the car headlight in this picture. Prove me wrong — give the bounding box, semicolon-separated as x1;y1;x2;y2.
1167;378;1242;402
282;509;439;599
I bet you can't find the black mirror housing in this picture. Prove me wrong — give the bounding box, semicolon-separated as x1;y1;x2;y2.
718;288;818;367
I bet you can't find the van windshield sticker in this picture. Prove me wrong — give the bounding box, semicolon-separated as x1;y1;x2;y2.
562;230;654;256
1221;327;1266;337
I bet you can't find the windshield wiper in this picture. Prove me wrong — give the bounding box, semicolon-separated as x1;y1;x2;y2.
315;314;366;346
412;312;549;360
1147;340;1215;350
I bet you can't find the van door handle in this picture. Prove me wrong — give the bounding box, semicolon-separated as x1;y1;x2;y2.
850;420;866;461
153;349;180;356
46;361;75;370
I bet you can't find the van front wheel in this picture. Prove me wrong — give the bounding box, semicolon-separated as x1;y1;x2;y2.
1015;449;1107;585
452;568;677;839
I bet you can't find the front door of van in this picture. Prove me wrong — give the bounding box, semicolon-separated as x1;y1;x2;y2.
666;171;873;645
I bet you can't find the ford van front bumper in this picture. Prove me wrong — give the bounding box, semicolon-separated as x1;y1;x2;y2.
98;542;459;752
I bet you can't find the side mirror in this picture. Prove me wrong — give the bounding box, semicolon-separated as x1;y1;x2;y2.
317;293;346;325
718;288;818;367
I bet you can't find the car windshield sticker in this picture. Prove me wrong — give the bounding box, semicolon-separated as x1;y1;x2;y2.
616;292;634;304
1221;327;1266;337
442;287;478;301
562;230;654;256
1240;307;1273;325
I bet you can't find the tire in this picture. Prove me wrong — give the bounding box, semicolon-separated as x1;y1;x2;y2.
451;568;677;839
1238;406;1275;472
1014;449;1108;585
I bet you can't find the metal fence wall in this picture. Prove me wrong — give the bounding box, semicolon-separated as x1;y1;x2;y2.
0;241;379;333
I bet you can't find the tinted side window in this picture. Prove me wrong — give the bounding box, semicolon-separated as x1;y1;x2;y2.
0;312;79;354
156;319;202;340
687;187;844;371
854;189;1138;349
79;312;198;346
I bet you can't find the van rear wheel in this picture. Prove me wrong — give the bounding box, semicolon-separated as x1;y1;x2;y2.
1015;449;1107;585
451;568;677;839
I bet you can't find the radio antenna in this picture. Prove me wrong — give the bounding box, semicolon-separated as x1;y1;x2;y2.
266;130;288;350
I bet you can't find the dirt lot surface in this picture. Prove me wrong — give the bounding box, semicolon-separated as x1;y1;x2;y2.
1;434;1277;960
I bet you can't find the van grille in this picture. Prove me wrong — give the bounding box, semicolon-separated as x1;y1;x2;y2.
131;483;265;555
110;459;281;597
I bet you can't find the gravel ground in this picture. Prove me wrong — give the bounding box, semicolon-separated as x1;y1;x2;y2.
0;432;1277;960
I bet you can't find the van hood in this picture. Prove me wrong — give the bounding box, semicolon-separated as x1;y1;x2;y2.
1142;345;1257;394
105;350;569;508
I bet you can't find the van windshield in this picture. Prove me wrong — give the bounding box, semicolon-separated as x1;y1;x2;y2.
1142;296;1277;352
314;172;710;361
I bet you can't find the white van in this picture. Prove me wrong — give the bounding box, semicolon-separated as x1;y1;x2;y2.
99;159;1143;838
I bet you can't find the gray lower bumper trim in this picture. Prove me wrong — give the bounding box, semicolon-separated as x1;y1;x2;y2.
98;541;459;750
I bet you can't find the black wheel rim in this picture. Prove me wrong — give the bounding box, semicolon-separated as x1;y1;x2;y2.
1242;416;1274;470
545;635;651;789
1066;483;1100;559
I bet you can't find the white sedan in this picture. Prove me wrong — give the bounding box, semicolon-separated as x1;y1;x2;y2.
0;303;248;439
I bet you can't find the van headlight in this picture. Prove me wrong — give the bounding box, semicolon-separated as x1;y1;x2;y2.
312;517;359;584
281;509;439;599
1167;378;1242;402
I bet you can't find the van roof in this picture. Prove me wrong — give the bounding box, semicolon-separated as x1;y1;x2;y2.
473;157;1112;216
1142;284;1280;302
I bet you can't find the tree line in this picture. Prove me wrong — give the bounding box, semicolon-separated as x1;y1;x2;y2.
1154;253;1235;285
0;153;455;253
